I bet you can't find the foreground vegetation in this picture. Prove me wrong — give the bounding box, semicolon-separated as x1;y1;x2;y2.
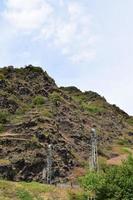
0;180;86;200
79;156;133;200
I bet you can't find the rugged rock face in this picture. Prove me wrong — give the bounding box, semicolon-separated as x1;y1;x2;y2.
0;65;133;183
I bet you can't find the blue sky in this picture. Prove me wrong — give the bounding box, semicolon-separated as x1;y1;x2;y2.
0;0;133;115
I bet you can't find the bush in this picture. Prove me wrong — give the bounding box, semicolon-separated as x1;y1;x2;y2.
0;124;5;133
0;111;8;123
96;156;133;200
79;156;133;200
33;96;46;106
79;171;105;193
49;91;62;104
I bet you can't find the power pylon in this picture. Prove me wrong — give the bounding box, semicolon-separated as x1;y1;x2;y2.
46;144;52;184
89;128;99;171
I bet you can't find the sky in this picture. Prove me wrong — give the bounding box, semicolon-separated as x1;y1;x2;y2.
0;0;133;115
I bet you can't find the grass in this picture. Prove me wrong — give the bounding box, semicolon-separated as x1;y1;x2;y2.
32;107;53;118
15;104;31;114
10;115;25;124
16;189;33;200
0;180;53;200
111;145;133;156
69;192;88;200
72;95;86;104
81;102;105;114
41;108;53;118
20;182;53;194
117;138;130;146
0;159;10;165
71;94;105;114
126;117;133;125
0;180;86;200
0;180;17;200
11;105;53;125
121;147;133;154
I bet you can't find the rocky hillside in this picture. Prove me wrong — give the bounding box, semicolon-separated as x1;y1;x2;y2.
0;65;132;183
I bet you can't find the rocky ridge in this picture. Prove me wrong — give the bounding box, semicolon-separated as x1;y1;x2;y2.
0;65;132;183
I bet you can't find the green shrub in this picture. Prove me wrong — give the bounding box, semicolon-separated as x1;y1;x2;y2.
33;96;46;106
16;189;33;200
79;171;105;193
79;156;133;200
0;111;8;123
49;91;62;104
0;124;5;133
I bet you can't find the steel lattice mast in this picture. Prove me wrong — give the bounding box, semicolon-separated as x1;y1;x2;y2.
90;128;99;171
46;144;52;184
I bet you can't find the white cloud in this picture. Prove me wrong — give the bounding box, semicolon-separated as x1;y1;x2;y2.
59;0;64;7
51;2;97;63
2;0;97;63
3;0;53;31
68;1;82;20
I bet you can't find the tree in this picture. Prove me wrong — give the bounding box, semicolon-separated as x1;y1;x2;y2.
79;156;133;200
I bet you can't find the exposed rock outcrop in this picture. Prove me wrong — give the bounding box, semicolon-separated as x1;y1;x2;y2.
0;65;132;183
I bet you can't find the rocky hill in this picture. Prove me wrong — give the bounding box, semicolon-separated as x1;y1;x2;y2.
0;65;132;183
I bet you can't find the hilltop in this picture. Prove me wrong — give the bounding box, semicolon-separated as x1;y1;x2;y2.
0;65;133;183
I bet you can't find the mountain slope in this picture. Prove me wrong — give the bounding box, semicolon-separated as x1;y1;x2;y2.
0;65;132;183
